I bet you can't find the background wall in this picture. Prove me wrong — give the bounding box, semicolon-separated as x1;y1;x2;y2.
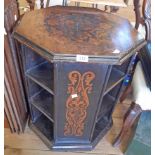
35;0;63;8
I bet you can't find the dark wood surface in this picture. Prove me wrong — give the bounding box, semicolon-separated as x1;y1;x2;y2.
133;0;151;40
14;5;147;151
14;6;146;63
19;46;131;150
4;0;20;33
113;102;142;147
4;112;10;129
4;0;28;133
4;34;28;133
26;0;35;10
114;0;151;148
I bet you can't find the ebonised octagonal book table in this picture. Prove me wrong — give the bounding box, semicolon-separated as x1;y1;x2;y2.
13;6;146;151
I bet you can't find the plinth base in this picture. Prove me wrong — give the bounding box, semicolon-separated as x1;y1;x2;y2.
29;118;113;151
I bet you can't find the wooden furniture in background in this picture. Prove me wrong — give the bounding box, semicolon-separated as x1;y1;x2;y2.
134;0;151;40
119;0;151;103
26;0;35;10
26;0;50;10
13;6;145;150
113;0;151;149
4;113;10;128
4;0;28;132
64;0;127;12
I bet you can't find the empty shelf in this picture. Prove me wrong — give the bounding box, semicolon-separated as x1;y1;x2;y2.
32;114;54;142
31;89;54;122
104;67;125;95
92;116;112;142
97;94;115;122
26;61;54;95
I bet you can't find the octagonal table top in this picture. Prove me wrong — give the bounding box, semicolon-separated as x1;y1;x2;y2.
14;6;146;64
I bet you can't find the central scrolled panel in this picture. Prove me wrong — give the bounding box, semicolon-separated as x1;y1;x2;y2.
64;71;95;136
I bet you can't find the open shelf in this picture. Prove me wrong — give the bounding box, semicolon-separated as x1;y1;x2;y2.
104;67;125;95
97;94;115;122
30;89;54;122
32;114;54;142
114;57;131;74
26;61;54;95
92;116;112;142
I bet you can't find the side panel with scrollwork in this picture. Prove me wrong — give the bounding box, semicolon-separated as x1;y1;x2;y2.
54;62;109;145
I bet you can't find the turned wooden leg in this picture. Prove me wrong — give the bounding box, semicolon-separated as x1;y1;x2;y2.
40;0;44;8
46;0;50;7
113;102;142;147
92;4;98;8
133;0;141;29
26;0;35;10
63;0;67;6
110;6;119;13
75;2;80;7
105;5;108;11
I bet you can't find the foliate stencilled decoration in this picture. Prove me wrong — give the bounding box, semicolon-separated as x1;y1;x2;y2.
64;71;95;136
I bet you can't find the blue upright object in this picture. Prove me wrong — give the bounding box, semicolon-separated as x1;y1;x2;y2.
123;74;132;86
123;54;138;86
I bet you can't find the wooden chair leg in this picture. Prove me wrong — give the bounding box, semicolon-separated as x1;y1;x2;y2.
104;5;108;11
92;4;95;8
110;6;119;12
26;0;35;10
113;102;142;147
133;0;141;29
75;2;80;7
119;84;132;103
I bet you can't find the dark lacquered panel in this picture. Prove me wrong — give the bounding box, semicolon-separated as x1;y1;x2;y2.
53;62;110;144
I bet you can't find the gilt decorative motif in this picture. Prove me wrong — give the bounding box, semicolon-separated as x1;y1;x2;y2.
64;71;95;136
